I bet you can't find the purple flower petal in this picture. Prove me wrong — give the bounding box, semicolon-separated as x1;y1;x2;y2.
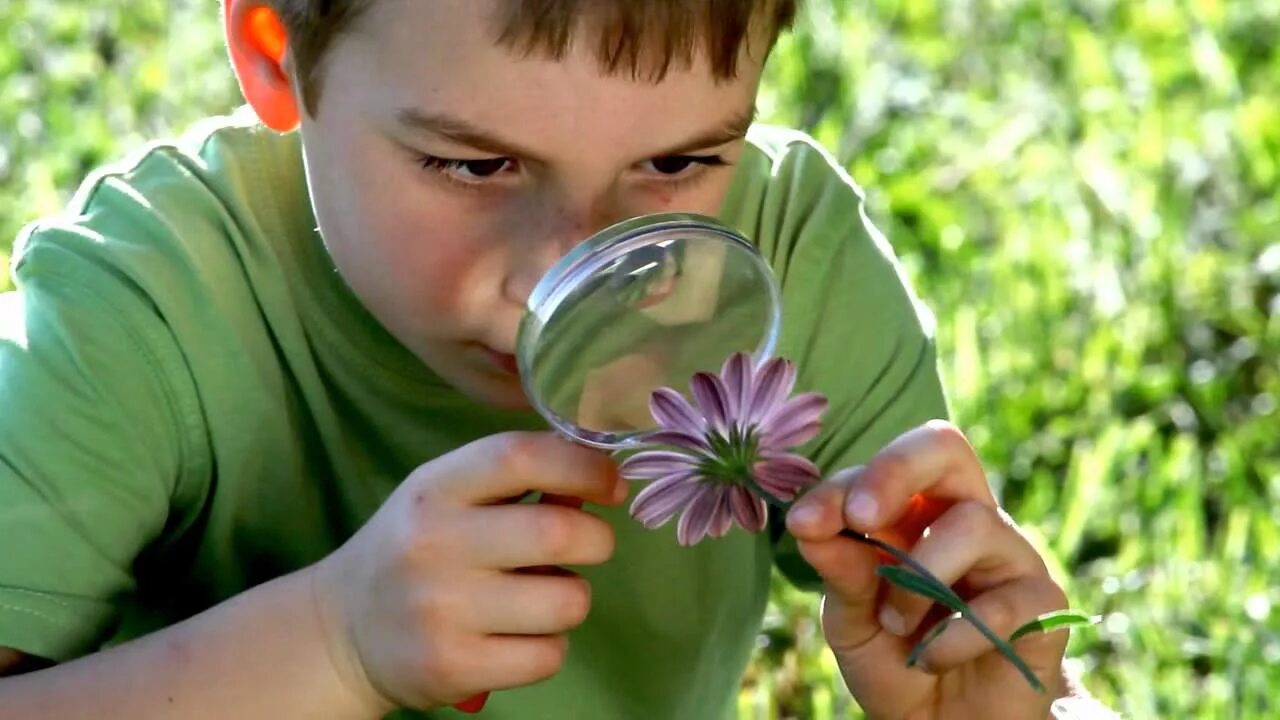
630;471;701;528
650;387;705;436
690;371;731;435
707;486;738;539
758;452;823;479
752;453;822;501
719;352;754;421
729;486;768;533
763;421;823;451
762;392;828;432
676;484;722;546
619;450;698;480
760;392;828;449
744;357;796;427
643;430;712;454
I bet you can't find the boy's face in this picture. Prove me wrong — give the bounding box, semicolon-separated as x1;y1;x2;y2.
296;0;765;408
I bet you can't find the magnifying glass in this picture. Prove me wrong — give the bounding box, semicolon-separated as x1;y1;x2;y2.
517;212;783;449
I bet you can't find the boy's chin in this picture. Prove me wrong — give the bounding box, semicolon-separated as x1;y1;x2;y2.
415;345;532;410
451;373;533;411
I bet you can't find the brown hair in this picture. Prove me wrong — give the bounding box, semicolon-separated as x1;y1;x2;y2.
269;0;799;116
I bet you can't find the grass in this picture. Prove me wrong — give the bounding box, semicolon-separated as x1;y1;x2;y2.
3;1;1278;718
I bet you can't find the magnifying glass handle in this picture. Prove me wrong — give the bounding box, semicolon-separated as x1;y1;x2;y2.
454;693;489;713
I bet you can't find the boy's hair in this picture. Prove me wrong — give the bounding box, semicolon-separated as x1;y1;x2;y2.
270;0;800;116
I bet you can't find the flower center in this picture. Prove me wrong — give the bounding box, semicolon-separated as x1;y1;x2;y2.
697;425;760;485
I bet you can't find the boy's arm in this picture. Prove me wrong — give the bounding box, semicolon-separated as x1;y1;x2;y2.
0;566;389;719
0;259;189;663
0;236;384;716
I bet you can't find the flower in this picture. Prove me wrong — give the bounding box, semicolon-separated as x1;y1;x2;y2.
620;352;829;545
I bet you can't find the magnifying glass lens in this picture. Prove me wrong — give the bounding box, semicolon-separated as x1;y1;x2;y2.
516;213;782;449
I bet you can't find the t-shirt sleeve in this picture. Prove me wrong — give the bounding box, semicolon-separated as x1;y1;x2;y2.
744;133;951;590
0;231;192;661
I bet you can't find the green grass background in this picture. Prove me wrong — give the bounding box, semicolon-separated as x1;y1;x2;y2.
2;1;1278;718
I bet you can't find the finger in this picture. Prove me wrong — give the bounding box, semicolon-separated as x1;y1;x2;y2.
540;493;585;509
464;504;616;569
789;467;940;561
420;432;626;507
471;573;593;636
790;468;886;649
449;634;570;698
786;466;861;541
795;533;883;650
879;501;1044;638
517;494;589;574
915;576;1069;683
843;420;995;534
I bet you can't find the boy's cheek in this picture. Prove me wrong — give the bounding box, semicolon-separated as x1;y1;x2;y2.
660;171;737;217
354;192;493;308
391;242;495;327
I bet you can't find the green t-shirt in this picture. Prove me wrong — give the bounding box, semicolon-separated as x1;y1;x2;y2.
0;110;947;719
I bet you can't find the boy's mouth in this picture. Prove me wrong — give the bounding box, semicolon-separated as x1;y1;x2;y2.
480;345;520;375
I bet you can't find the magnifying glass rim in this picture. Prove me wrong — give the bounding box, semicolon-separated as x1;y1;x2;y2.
516;212;782;450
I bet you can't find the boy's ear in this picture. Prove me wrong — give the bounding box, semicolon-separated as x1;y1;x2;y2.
224;0;300;131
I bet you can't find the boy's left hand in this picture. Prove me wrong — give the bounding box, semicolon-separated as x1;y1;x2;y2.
787;420;1070;720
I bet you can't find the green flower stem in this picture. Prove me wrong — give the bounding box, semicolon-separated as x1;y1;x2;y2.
742;473;1046;692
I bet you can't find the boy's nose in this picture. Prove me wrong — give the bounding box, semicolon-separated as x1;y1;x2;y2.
553;193;624;248
500;230;587;306
502;199;624;304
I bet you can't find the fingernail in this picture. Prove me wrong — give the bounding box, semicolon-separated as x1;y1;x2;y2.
846;491;879;527
879;605;906;636
788;503;822;529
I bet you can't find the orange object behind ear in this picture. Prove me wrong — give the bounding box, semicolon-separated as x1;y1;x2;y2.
247;6;288;65
225;2;299;131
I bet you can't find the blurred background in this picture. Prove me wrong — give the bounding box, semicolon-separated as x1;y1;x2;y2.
1;1;1277;718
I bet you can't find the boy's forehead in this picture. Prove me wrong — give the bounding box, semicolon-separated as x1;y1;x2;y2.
355;0;777;68
343;0;763;151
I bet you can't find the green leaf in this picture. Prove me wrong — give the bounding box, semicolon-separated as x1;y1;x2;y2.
876;566;1044;692
876;565;966;612
906;614;957;668
1009;610;1100;643
859;534;967;607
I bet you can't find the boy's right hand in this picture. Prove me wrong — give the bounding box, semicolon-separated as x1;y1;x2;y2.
309;432;626;713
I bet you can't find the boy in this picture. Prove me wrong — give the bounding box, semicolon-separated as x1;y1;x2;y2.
0;1;1112;717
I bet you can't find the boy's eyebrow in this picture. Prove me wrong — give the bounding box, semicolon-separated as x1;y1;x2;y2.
653;104;757;157
396;104;757;159
397;109;542;159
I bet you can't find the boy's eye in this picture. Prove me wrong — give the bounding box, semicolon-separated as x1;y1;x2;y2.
642;154;727;176
418;154;515;179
